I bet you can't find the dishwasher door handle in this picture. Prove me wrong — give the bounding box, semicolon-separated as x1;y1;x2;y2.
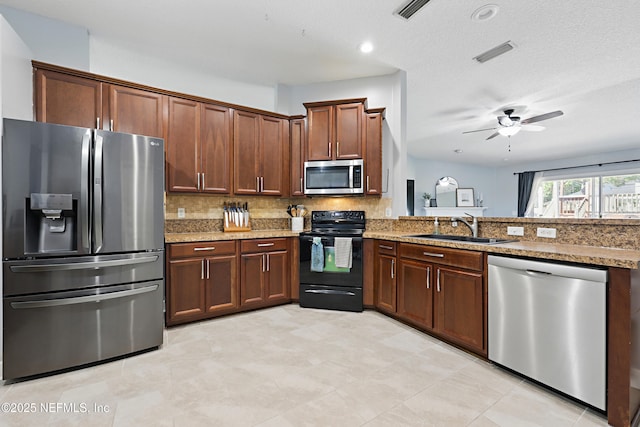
525;269;553;277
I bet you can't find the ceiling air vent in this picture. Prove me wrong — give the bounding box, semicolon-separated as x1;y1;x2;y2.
473;41;515;63
396;0;432;20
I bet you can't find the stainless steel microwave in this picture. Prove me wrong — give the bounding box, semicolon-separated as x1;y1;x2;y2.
304;159;364;195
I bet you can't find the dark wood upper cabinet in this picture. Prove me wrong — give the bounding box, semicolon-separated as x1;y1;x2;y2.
233;111;288;196
107;84;165;138
34;69;103;129
166;97;232;193
290;117;306;196
201;103;232;193
304;99;364;161
365;109;384;195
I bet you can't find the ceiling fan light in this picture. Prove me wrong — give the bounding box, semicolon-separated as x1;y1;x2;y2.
498;116;512;126
498;126;521;137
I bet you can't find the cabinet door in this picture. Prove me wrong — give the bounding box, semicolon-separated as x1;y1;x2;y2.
365;111;383;195
397;259;433;329
201;103;232;193
240;252;266;306
434;266;484;353
167;97;200;192
290;118;306;196
265;250;289;302
167;258;205;325
204;255;238;313
107;85;165;137
306;105;333;161
376;254;396;313
334;102;363;159
233;110;261;194
35;69;102;129
259;116;285;196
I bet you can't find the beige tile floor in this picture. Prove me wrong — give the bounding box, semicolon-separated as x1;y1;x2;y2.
1;304;609;426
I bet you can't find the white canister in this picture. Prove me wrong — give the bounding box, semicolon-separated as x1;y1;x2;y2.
291;217;304;232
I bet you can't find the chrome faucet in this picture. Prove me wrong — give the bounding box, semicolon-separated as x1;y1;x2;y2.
451;213;478;238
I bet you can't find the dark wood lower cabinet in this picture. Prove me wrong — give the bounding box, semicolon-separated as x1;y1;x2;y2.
166;238;291;326
397;258;433;329
375;240;486;356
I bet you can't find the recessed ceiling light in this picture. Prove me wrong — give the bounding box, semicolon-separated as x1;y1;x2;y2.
471;4;499;22
358;41;374;54
454;149;463;154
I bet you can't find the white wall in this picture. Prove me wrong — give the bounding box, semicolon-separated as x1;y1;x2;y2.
408;156;497;216
279;70;407;217
0;13;34;362
90;38;277;112
0;5;89;70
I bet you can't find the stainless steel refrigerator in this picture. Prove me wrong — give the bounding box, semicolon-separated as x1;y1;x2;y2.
2;118;165;380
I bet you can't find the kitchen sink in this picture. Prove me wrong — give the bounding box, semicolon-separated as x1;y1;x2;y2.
405;234;517;245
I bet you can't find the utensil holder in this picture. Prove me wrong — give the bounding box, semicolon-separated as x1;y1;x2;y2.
291;217;304;232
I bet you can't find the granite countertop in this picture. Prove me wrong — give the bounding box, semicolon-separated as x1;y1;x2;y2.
165;229;301;243
364;231;640;269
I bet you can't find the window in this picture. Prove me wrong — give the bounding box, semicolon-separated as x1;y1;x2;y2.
528;169;640;219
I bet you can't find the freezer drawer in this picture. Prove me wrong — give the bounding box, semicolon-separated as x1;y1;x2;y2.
3;280;164;380
3;251;163;296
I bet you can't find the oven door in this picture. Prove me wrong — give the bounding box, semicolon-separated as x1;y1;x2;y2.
299;234;363;288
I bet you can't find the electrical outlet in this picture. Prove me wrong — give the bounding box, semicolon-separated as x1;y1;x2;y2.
507;226;524;236
177;207;185;219
537;227;557;238
385;208;392;217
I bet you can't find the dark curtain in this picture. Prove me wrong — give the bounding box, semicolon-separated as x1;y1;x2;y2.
517;171;536;217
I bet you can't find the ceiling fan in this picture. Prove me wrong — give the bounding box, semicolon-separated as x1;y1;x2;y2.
463;108;564;140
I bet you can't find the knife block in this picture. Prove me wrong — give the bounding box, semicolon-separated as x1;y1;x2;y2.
223;220;251;232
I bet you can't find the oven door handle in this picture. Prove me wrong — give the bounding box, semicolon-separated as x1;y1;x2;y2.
10;285;159;309
304;289;356;296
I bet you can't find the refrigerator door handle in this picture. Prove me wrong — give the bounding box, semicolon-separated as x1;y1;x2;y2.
94;134;104;252
9;255;160;272
10;285;159;309
80;131;92;252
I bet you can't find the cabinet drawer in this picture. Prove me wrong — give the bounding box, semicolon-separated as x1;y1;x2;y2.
169;241;237;258
399;243;483;272
376;240;397;256
241;238;288;253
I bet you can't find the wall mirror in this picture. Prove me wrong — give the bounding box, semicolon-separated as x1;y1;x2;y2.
435;176;458;207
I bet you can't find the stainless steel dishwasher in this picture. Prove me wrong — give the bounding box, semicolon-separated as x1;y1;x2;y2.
488;255;607;410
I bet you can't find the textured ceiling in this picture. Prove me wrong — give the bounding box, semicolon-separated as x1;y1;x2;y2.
2;0;640;166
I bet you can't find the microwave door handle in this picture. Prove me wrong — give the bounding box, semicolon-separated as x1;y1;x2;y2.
80;130;91;252
93;133;104;253
349;165;354;189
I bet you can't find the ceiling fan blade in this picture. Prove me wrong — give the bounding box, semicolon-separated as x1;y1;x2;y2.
521;110;564;125
521;124;545;132
462;127;497;134
485;132;500;140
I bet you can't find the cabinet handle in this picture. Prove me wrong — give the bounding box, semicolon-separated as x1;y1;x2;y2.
328;142;331;158
337;141;340;157
261;176;264;192
256;176;260;192
201;173;205;190
426;266;431;289
423;252;445;258
300;178;303;193
262;254;266;273
96;117;100;129
206;259;210;279
367;176;370;192
257;243;275;247
197;173;201;190
201;259;205;280
391;259;395;279
267;253;270;272
193;247;216;252
437;268;441;292
379;245;393;250
110;119;114;131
